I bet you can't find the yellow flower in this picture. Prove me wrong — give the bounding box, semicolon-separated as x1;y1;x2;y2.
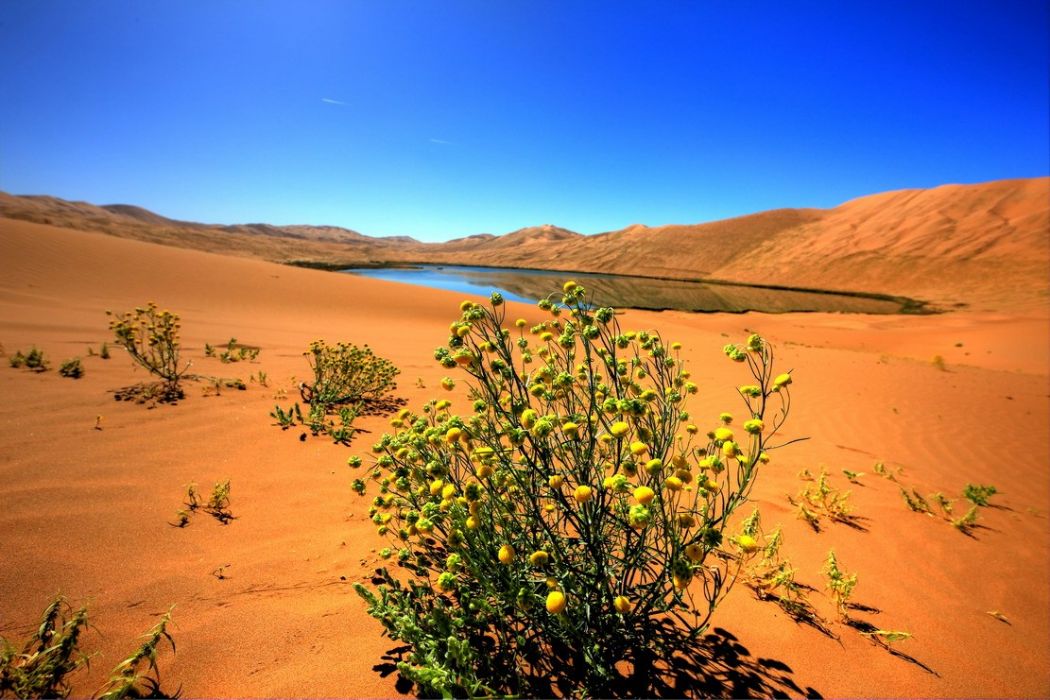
546;590;567;614
466;516;479;530
563;280;578;293
445;427;463;443
574;485;593;503
634;486;655;505
529;550;549;566
774;372;792;388
515;318;527;328
723;441;738;459
737;535;759;553
455;324;471;338
521;409;538;429
714;427;734;443
613;595;633;613
459;300;475;312
645;458;663;474
498;544;515;564
743;419;764;434
441;377;455;391
610;421;630;438
477;464;493;478
441;484;456;500
684;543;704;562
678;513;697;529
665;476;683;491
429;479;445;496
562;421;579;437
549;474;564;489
629;441;649;456
759;452;770;464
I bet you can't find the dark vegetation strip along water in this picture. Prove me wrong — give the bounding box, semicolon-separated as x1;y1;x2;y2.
287;261;935;315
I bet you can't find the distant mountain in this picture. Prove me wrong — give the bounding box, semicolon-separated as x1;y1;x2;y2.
2;177;1047;308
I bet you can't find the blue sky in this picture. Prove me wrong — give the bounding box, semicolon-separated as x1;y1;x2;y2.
1;1;1047;241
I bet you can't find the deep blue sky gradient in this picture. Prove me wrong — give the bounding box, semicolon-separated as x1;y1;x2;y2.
1;1;1047;240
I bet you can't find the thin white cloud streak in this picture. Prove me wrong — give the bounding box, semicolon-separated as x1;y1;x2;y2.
321;97;347;105
429;138;453;145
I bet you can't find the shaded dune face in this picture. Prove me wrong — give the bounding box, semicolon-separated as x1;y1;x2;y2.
1;177;1047;309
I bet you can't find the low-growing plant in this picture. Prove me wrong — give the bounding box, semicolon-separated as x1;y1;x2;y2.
842;469;864;484
99;343;110;360
205;480;233;524
861;629;912;645
900;487;932;514
59;358;84;379
931;354;947;371
0;598;177;700
0;596;90;698
822;550;857;619
270;403;303;429
95;607;176;700
740;512;823;628
300;340;399;411
217;338;259;364
963;483;998;506
790;468;855;527
872;461;899;482
951;505;980;533
351;284;798;697
9;347;49;372
203;343;215;358
107;303;190;401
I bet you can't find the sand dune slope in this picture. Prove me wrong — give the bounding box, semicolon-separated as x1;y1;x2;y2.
0;217;1047;697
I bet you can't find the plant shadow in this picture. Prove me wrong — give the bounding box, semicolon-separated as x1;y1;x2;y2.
844;618;938;676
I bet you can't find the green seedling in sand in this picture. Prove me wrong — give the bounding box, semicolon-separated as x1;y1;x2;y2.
789;468;855;527
862;629;912;645
99;342;110;360
58;358;84;379
9;347;49;372
741;515;824;628
96;607;176;700
108;303;190;401
204;480;233;524
963;483;998;506
842;469;864;484
900;487;932;514
218;337;260;363
930;492;954;515
822;550;857;619
0;596;90;698
270;402;302;429
951;505;980;533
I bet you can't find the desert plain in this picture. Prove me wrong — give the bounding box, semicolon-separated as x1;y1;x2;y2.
0;177;1048;697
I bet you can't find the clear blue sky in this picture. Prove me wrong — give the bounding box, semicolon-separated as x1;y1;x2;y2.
1;1;1047;241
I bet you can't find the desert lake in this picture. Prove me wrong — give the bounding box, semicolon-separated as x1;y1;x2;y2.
342;264;921;314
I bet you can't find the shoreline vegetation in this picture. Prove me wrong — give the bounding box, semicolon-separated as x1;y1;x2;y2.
286;259;938;315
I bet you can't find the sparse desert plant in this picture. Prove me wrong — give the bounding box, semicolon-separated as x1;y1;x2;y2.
930;492;954;515
931;354;947;371
0;596;90;698
99;343;110;360
900;487;932;514
107;303;190;400
740;512;823;627
9;347;49;372
95;607;176;700
861;629;912;645
59;358;84;379
203;343;215;358
217;337;259;363
270;402;303;429
300;339;399;411
183;483;201;512
872;461;899;482
351;285;797;697
204;480;233;524
951;505;980;533
790;468;856;527
842;469;864;484
822;550;857;618
963;483;998;506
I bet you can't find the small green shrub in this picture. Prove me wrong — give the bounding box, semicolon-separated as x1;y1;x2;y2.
96;607;176;700
822;550;857;619
217;338;259;363
299;340;399;410
963;483;998;506
0;597;176;700
0;596;89;698
107;303;190;400
351;284;797;697
99;343;111;360
9;347;48;372
59;358;84;379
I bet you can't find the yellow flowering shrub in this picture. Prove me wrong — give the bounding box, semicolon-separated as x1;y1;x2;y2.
352;284;796;696
107;302;189;400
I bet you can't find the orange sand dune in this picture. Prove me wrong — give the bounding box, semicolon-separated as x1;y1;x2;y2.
3;177;1048;313
0;216;1048;697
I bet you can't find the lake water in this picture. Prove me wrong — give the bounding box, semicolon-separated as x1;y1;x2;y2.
342;264;919;314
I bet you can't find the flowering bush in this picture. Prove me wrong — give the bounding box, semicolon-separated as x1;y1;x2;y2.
299;340;399;411
107;303;190;400
352;283;795;696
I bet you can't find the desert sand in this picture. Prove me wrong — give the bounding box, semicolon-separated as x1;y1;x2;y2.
1;211;1048;697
